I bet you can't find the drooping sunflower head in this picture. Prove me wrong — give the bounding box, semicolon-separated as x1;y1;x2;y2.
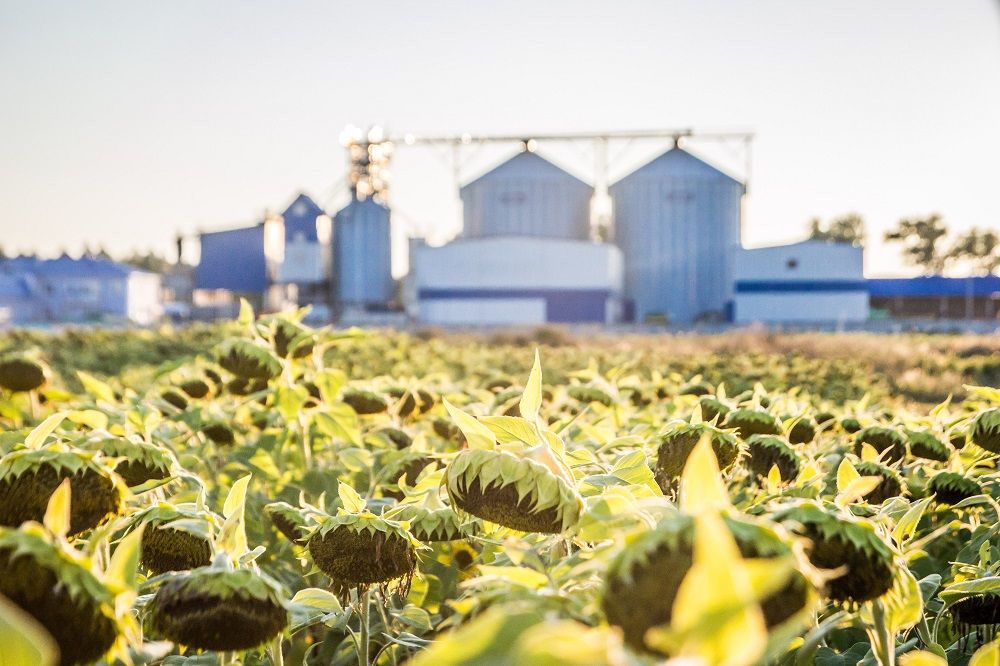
906;430;951;463
265;501;312;545
445;448;582;534
0;354;50;392
81;435;175;488
567;385;614;407
215;339;282;381
374;427;413;450
853;426;907;463
0;524;119;665
342;388;389;415
0;445;125;536
785;415;817;444
724;409;782;438
387;503;471;543
928;471;983;506
840;417;862;434
307;511;420;599
654;422;740;490
773;502;894;605
697;396;731;422
159;389;189;411
970;409;1000;454
178;377;213;400
745;434;800;482
852;460;904;504
202;421;237;446
264;316;316;359
133;504;217;575
225;376;268;396
149;565;288;652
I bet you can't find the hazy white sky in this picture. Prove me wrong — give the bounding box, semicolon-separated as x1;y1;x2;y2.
1;0;998;277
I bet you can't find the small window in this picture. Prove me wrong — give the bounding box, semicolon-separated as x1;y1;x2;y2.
786;258;798;270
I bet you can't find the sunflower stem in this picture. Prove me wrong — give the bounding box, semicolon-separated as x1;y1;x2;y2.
359;587;371;666
271;636;285;666
869;599;895;666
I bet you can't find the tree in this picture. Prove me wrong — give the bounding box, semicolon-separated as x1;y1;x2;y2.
883;213;951;274
948;227;1000;275
807;213;865;246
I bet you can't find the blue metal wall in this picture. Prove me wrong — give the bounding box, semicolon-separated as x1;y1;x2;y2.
611;148;744;324
334;198;393;306
282;193;325;242
196;225;267;293
868;276;1000;297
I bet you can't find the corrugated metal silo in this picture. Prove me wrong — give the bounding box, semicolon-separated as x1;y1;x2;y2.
460;150;593;240
610;147;744;324
333;197;393;306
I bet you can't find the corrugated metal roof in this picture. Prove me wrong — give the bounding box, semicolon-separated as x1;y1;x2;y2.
461;151;591;190
0;256;147;279
611;147;743;187
281;192;326;242
868;276;1000;298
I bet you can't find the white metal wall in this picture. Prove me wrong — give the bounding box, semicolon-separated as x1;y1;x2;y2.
460;151;593;241
734;241;863;281
735;293;869;324
611;148;744;324
420;298;547;326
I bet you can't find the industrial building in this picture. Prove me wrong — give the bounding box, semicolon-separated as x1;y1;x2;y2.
869;276;1000;320
334;197;394;308
410;236;623;325
611;147;744;324
733;241;869;324
0;255;162;326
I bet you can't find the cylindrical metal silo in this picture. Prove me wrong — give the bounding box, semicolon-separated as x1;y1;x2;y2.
333;197;393;307
460;150;593;241
610;147;744;324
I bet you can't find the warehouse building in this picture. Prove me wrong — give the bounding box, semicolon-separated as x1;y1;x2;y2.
733;240;869;324
410;236;622;325
611;147;744;324
868;276;1000;319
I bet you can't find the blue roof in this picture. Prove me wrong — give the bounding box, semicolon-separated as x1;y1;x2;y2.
281;193;326;242
868;276;1000;298
0;255;143;279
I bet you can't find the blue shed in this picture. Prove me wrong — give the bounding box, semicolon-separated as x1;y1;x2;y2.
196;225;269;294
282;193;327;243
333;197;393;307
610;147;744;324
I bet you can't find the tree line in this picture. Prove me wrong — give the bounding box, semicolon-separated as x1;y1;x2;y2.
807;213;1000;275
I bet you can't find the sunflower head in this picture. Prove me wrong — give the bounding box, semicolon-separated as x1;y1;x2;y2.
928;472;983;506
0;445;125;536
202;422;236;446
970;409;1000;454
568;385;614;407
654;422;740;490
0;524;119;665
216;339;282;381
265;501;311;545
840;417;862;434
178;378;212;400
0;354;49;392
387;503;470;542
226;376;268;396
81;435;174;487
342;388;389;415
133;504;217;575
852;460;904;504
159;389;189;411
774;502;894;605
697;396;731;422
446;448;582;534
149;565;288;651
746;434;800;482
906;430;950;462
375;427;413;450
724;409;782;438
786;415;817;444
854;426;907;463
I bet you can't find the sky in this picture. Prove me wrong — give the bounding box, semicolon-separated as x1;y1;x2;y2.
1;0;998;277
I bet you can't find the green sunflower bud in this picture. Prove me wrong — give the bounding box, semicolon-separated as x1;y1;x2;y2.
149;567;288;651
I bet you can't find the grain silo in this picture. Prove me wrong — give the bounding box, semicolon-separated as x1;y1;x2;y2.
610;147;744;324
333;197;393;307
460;149;593;240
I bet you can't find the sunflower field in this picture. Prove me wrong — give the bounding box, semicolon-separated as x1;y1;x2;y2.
1;307;1000;666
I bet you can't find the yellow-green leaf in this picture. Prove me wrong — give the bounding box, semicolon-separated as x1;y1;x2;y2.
238;297;255;326
860;443;880;463
443;399;496;451
77;371;116;404
900;651;947;666
679;435;731;513
0;594;57;666
836;458;860;493
66;409;108;431
43;479;71;539
519;350;543;422
766;464;782;494
971;639;1000;666
24;412;68;450
105;524;144;594
338;482;366;513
